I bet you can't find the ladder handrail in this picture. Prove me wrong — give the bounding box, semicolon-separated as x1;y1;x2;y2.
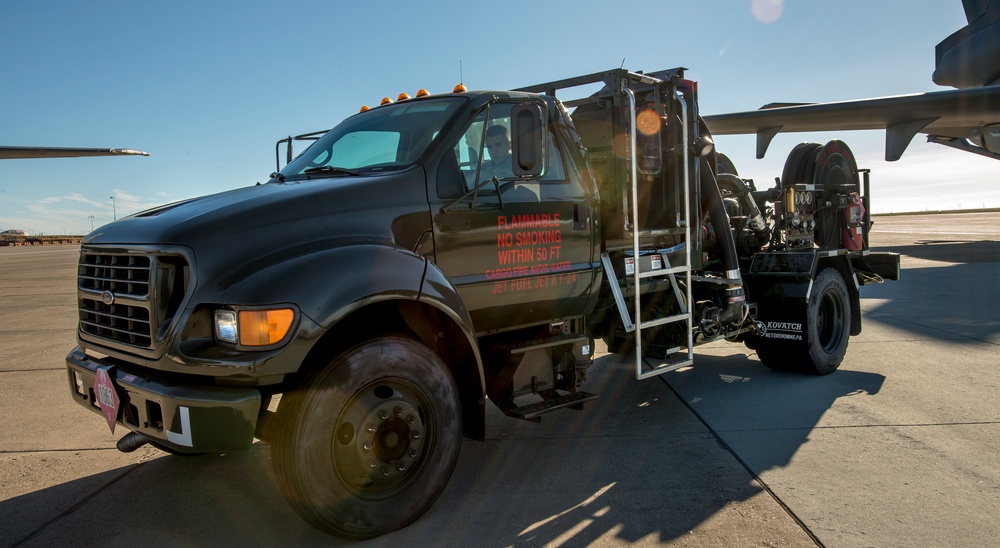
617;82;695;380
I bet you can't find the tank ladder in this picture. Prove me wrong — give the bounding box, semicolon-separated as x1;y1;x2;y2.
602;85;694;380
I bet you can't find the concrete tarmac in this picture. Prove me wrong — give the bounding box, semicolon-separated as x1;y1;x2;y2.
1;212;997;547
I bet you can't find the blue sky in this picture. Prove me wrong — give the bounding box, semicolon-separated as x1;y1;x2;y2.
1;0;995;234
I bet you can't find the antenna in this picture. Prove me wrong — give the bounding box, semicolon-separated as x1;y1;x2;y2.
460;60;464;85
620;58;626;69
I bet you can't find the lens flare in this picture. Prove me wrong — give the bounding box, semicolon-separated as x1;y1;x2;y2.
751;0;783;24
636;109;662;136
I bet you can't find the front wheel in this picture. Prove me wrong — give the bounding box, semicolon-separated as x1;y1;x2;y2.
755;268;851;375
272;336;461;539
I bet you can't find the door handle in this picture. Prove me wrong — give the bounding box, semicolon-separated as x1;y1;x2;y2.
573;203;589;230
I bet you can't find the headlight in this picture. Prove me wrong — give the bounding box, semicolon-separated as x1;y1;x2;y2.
214;308;296;347
215;310;239;344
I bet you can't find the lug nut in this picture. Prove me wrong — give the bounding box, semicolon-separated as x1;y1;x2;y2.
394;406;403;416
406;414;416;425
397;462;407;472
379;410;389;420
409;448;419;458
381;465;391;476
367;423;377;433
362;442;371;452
412;430;421;439
368;460;377;469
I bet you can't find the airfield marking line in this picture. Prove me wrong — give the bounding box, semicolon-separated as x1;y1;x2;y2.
0;447;122;455
0;329;75;333
658;375;825;548
705;421;1000;434
874;230;996;235
481;429;707;442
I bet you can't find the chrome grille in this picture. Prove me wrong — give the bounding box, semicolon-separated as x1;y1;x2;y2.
76;247;190;355
79;254;151;295
79;299;153;347
78;252;155;349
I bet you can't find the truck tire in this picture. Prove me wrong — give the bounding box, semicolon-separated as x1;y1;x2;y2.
272;335;461;540
755;268;851;375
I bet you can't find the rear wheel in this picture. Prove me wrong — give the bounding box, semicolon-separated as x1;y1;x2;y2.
755;268;851;375
272;336;461;539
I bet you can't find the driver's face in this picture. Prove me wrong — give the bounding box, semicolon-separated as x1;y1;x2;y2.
486;136;509;159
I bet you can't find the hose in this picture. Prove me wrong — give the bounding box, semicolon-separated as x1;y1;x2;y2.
717;173;770;248
699;161;746;327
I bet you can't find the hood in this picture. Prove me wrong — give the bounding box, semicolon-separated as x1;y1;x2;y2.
84;169;432;285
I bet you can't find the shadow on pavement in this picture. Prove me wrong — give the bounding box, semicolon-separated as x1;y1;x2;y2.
861;241;1000;343
0;446;331;547
3;352;842;547
664;351;885;473
877;240;1000;265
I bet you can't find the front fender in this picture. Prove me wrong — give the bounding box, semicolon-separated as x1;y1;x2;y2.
211;241;484;374
417;260;486;440
213;242;428;327
419;260;484;388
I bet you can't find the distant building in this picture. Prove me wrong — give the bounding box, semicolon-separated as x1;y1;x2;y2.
1;229;27;235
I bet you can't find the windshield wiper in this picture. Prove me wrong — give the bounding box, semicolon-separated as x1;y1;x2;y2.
302;165;361;177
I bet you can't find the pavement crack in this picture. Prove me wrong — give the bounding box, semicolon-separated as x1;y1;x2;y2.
659;375;826;548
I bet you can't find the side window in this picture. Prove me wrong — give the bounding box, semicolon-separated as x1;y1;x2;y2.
542;137;565;181
440;102;571;201
456;112;488;190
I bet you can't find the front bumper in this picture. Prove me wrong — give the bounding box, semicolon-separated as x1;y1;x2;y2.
66;347;262;453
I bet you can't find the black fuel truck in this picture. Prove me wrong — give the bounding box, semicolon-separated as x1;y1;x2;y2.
66;68;899;539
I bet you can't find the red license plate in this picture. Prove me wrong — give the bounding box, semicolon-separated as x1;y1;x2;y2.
93;367;120;434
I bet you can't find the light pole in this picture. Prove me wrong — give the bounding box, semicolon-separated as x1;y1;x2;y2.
110;196;117;221
88;215;95;232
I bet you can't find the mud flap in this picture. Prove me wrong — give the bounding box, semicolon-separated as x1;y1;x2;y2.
746;252;855;374
747;279;811;349
744;251;816;351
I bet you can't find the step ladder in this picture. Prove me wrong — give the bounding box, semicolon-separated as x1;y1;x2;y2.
603;84;694;380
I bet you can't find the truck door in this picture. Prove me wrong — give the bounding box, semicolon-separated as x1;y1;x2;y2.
431;100;597;333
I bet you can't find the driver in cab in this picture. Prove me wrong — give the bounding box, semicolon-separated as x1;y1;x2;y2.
480;125;514;181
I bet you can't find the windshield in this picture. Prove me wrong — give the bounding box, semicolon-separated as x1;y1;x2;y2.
279;97;466;180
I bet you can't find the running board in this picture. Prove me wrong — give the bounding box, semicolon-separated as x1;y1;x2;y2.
504;392;598;421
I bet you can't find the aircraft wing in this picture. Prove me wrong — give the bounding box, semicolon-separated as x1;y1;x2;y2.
703;85;1000;161
0;146;150;160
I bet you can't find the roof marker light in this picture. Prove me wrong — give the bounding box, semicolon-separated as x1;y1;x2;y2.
360;105;370;112
380;97;393;105
398;92;411;101
453;83;467;93
416;88;430;97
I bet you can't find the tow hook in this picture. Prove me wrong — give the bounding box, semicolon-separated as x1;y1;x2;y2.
116;431;150;453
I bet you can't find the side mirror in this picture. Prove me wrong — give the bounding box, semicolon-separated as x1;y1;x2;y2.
510;103;545;177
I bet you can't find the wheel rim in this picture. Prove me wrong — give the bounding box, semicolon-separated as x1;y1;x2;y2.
818;288;845;352
332;378;430;498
